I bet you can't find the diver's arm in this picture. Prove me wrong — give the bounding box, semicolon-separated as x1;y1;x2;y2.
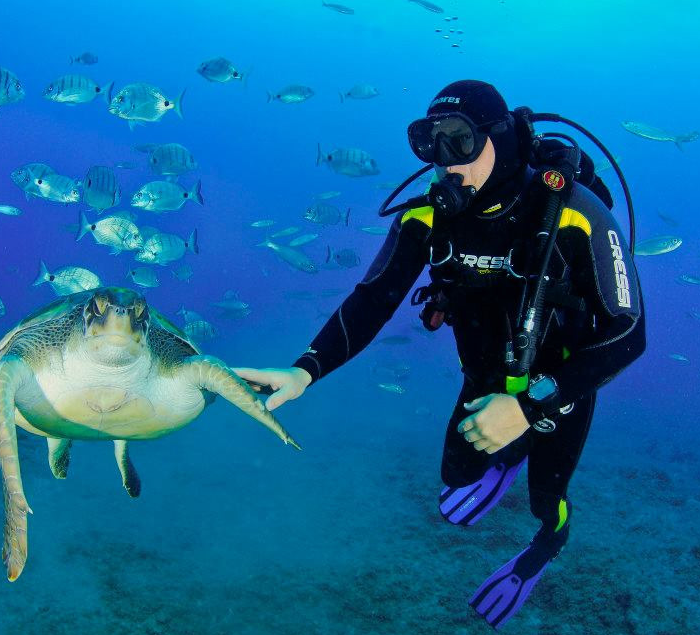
517;196;646;423
292;215;430;384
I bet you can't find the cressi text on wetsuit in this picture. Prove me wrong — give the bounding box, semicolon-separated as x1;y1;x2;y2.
292;170;645;526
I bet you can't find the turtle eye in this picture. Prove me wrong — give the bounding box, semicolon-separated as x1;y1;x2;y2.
133;299;147;320
93;296;109;317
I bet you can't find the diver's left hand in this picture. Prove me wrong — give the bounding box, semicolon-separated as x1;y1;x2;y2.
458;393;529;454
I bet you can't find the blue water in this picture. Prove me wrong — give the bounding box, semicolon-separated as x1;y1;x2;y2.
0;0;699;632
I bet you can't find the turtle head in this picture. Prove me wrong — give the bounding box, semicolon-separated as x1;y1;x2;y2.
82;287;150;365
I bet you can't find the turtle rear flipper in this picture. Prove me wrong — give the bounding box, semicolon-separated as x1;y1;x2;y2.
0;356;34;582
180;355;301;450
114;440;141;498
47;438;72;479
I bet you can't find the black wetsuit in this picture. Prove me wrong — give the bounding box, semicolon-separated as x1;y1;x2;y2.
293;169;645;526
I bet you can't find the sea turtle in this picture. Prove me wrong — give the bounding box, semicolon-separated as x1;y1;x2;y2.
0;287;300;582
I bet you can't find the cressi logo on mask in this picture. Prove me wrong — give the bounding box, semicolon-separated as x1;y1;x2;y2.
430;96;461;108
607;230;631;309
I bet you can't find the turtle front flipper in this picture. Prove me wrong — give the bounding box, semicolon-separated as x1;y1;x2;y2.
180;355;301;450
0;356;34;582
47;438;72;479
114;440;141;497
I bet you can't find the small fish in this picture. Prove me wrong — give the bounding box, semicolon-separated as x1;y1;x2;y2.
251;219;275;228
108;83;185;129
305;203;350;226
267;85;315;104
0;298;5;317
315;190;341;200
70;52;98;65
148;143;197;177
687;311;700;321
372;362;411;380
377;335;411;346
635;235;682;256
11;163;55;198
177;307;204;323
677;274;700;285
212;291;252;318
172;264;194;282
43;75;113;105
378;383;405;395
197;57;249;84
657;210;678;227
327;246;360;268
127;266;159;288
407;0;444;13
271;226;300;238
34;174;82;203
0;68;25;107
115;161;137;170
317;144;379;177
0;205;22;216
133;143;160;154
593;155;622;175
257;241;318;273
76;211;142;253
360;226;388;235
668;353;690;363
289;233;319;247
136;230;199;265
33;261;101;295
83;165;121;213
374;181;402;190
340;84;379;102
184;319;217;343
621;121;699;150
321;1;355;14
131;180;203;212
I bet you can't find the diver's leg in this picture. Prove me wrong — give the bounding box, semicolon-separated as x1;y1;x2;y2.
469;393;596;628
439;380;530;526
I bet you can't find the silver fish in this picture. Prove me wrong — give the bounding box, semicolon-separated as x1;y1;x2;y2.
148;143;197;177
197;57;249;83
11;163;55;198
135;230;199;265
289;233;319;247
177;307;204;323
251;219;275;228
360;226;388;235
108;83;185;129
0;67;24;106
687;311;700;321
407;0;444;12
115;161;137;169
668;353;690;363
322;1;355;13
677;274;700;285
326;246;360;268
257;240;318;273
0;205;22;216
270;226;300;238
212;291;252;318
33;261;101;295
305;203;350;225
621;121;699;149
377;383;405;394
83;165;121;213
131;180;203;212
635;235;682;256
374;181;402;190
172;264;194;282
76;211;142;253
372;362;411;380
340;84;379;102
127;266;159;288
0;297;5;317
317;144;379;177
267;85;314;104
184;319;217;343
315;190;341;199
70;52;98;65
43;75;113;105
35;173;82;203
657;210;678;227
593;155;622;175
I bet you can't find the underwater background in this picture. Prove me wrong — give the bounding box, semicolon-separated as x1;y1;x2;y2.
1;0;699;633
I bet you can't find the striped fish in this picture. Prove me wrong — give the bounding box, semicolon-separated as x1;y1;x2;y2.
83;166;121;213
35;174;82;203
0;67;24;106
108;83;185;130
148;143;198;177
11;163;55;199
43;75;113;105
316;144;380;177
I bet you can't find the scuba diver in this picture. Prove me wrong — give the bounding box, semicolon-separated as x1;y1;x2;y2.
233;80;645;629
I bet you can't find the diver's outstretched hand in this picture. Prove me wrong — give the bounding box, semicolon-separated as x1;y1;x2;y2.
231;367;312;411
